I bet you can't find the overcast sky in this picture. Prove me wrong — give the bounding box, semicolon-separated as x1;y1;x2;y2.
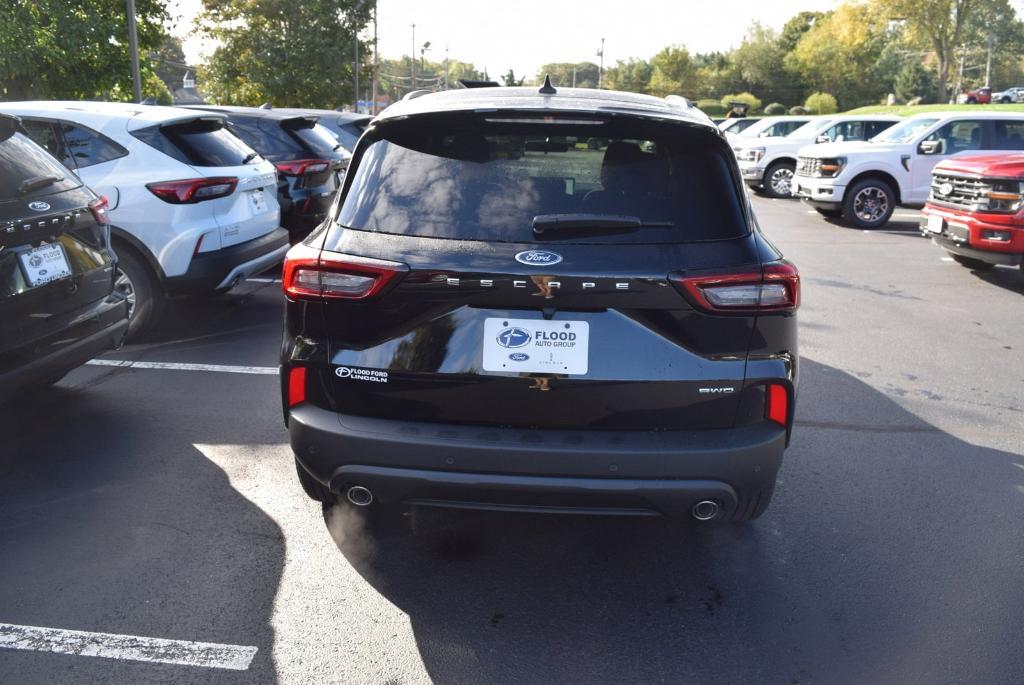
170;0;845;79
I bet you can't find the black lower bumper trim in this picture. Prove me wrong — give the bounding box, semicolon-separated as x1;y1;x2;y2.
931;235;1023;266
289;405;785;520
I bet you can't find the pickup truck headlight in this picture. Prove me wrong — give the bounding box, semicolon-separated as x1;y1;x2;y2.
735;147;766;163
978;180;1024;213
816;157;846;178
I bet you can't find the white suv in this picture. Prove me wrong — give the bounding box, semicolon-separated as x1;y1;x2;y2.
0;101;287;336
734;115;901;198
725;115;814;143
793;111;1024;228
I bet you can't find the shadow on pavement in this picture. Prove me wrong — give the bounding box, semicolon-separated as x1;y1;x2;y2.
0;375;285;684
326;358;1024;685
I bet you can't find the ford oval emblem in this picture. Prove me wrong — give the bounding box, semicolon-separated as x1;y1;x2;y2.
28;201;50;212
496;327;532;348
515;250;563;267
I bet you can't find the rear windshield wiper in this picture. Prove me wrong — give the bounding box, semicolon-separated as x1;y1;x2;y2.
18;175;62;195
241;151;260;164
532;213;673;236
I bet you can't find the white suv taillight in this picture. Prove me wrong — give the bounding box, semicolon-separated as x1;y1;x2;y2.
282;242;408;300
671;261;800;313
88;195;110;225
274;159;331;177
146;177;238;204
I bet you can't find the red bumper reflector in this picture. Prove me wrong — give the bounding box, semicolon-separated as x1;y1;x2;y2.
767;383;788;426
288;367;307;407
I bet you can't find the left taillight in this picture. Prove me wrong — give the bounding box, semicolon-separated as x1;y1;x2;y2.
282;242;408;301
88;195;110;225
146;177;238;204
671;260;800;313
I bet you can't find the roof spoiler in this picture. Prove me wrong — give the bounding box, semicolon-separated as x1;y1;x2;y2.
458;79;501;89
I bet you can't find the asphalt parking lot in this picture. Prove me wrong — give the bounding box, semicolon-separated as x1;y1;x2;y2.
1;195;1023;685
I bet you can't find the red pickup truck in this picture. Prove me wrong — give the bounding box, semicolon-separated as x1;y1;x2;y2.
921;153;1024;272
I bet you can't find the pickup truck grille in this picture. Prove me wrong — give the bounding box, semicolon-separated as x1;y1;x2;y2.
795;156;820;177
929;173;990;210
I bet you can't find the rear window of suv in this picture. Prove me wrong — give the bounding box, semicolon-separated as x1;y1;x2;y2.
0;132;80;201
337;116;747;244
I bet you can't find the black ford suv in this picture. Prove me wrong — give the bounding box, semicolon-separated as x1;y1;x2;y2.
0;115;127;403
187;105;350;243
281;85;799;524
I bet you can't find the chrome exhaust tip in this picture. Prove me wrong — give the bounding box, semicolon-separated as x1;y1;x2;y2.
346;485;374;507
692;500;719;521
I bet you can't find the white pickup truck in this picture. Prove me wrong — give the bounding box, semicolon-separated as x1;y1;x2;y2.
793;111;1024;228
734;115;901;198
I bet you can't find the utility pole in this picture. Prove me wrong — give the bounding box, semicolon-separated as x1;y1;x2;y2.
410;23;416;90
354;35;359;112
572;67;577;88
956;43;966;100
126;0;142;103
597;37;605;89
985;34;994;87
371;0;378;114
444;45;449;90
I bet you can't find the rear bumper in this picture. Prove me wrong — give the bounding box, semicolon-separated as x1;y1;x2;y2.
163;227;289;295
288;405;786;520
0;296;128;404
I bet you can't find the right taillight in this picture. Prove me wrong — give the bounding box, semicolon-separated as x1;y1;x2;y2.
274;159;331;177
282;242;407;301
146;177;238;204
671;260;800;313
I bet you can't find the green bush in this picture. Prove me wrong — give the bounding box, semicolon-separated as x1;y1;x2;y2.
804;92;838;114
696;99;726;116
789;105;810;115
764;102;787;115
720;92;762;114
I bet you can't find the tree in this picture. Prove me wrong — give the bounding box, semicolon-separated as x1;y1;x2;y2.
779;11;827;53
786;2;897;108
199;0;372;107
647;46;698;97
536;63;599;88
1;0;170;100
151;35;188;96
894;60;936;102
883;0;975;103
502;69;524;87
603;58;652;93
732;23;795;105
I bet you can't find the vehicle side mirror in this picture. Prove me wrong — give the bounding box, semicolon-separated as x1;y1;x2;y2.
0;114;19;143
919;139;943;155
815;135;831;144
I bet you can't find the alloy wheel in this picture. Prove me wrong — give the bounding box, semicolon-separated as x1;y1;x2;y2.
852;186;889;223
114;267;137;319
769;167;794;196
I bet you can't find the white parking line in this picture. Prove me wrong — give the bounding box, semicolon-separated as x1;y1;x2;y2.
941;257;954;261
0;622;257;671
87;360;277;375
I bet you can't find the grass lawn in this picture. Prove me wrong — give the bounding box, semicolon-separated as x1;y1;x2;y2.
844;103;1024;115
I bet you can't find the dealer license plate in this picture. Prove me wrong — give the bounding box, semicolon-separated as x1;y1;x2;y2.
19;242;72;287
482;318;589;375
925;213;944;234
249;187;267;214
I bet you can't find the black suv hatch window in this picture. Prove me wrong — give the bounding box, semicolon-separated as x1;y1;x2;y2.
0;132;79;202
338;116;747;244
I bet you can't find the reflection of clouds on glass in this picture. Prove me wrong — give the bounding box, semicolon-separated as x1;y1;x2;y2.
477;178;539;230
